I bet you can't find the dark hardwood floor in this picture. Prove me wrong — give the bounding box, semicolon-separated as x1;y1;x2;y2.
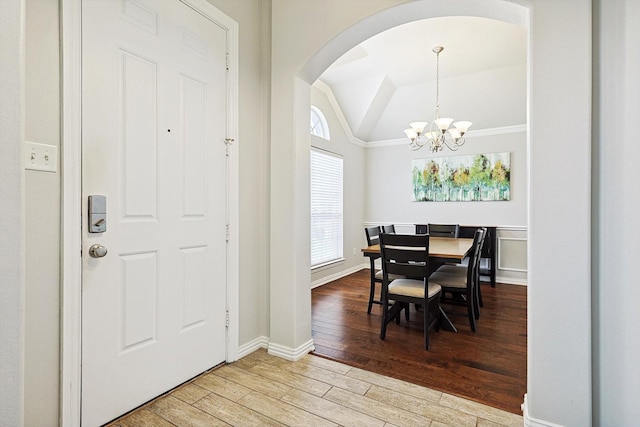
311;269;527;415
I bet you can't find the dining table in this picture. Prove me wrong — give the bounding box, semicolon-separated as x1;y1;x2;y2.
361;236;474;333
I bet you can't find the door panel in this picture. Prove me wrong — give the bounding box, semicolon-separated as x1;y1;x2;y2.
81;1;228;425
121;50;158;218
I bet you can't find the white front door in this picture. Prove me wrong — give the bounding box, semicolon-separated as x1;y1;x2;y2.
81;1;228;425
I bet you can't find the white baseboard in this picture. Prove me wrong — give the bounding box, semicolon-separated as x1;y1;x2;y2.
268;339;315;361
309;263;528;287
311;263;367;288
495;276;528;286
522;394;564;427
237;336;269;359
237;336;316;363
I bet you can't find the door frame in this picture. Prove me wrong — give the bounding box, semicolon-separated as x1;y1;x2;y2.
60;1;239;424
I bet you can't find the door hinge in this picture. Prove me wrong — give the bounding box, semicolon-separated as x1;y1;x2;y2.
226;52;230;70
225;224;230;242
225;310;230;327
224;138;234;156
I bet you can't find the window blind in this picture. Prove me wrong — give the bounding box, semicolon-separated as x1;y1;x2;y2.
310;149;343;267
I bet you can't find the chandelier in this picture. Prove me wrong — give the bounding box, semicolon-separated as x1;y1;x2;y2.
404;46;472;152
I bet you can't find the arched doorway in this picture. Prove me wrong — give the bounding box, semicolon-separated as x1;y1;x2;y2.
304;0;528;414
270;0;592;425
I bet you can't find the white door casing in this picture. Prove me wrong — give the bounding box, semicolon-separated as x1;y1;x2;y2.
78;0;238;425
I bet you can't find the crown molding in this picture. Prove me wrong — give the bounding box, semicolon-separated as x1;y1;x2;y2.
313;80;367;148
313;80;526;150
467;124;527;137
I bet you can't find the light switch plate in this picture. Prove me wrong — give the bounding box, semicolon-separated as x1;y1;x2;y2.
25;141;57;173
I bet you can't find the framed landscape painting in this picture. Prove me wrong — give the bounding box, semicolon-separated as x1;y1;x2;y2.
412;152;511;202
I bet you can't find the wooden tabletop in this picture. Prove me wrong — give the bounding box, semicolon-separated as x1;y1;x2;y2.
362;236;474;262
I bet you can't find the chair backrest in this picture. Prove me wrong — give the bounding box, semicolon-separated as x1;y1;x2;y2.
428;223;460;238
415;224;428;234
382;224;395;234
365;226;382;246
476;226;489;269
379;233;430;280
459;225;493;258
466;228;486;286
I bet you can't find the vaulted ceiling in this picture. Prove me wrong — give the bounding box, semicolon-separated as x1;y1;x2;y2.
316;16;527;143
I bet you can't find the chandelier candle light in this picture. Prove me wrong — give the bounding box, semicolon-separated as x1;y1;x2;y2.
404;46;472;152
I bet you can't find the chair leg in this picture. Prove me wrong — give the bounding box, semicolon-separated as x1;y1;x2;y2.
380;296;388;339
473;285;480;320
423;300;430;350
367;258;377;314
424;294;441;350
467;299;476;332
381;301;402;340
396;303;408;324
367;281;374;314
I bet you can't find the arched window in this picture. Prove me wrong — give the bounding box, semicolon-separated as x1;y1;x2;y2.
310;106;330;140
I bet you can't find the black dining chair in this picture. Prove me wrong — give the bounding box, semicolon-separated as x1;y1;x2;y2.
365;226;381;246
428;224;461;271
364;226;382;314
364;226;404;314
437;227;487;310
428;223;460;238
382;224;396;234
379;233;442;350
429;228;485;332
415;224;428;234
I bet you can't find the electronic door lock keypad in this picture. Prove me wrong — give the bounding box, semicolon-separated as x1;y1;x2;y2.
88;195;107;233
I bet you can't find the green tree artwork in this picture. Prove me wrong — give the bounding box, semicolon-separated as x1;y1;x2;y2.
412;152;511;202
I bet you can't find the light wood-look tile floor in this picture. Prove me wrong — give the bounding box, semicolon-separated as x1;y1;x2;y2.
107;349;523;427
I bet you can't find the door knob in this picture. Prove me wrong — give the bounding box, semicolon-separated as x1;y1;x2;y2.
89;244;108;258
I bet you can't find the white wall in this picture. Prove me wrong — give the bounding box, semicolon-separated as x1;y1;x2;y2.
270;0;406;356
593;1;640;425
24;1;61;425
206;0;271;347
310;86;367;286
0;0;25;425
365;131;527;227
527;1;591;425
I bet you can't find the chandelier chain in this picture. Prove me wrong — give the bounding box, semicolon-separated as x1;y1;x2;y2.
435;49;440;112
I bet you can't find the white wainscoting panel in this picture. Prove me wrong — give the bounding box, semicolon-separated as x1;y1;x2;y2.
498;237;528;272
496;226;528;285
